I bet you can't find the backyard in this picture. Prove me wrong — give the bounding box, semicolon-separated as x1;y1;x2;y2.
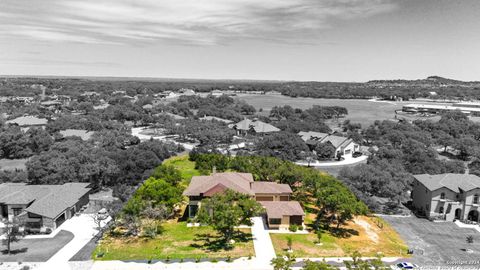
270;215;408;258
93;221;254;261
162;155;201;184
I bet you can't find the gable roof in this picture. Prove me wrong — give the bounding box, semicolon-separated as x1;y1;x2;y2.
414;173;480;192
183;172;255;196
233;119;280;133
298;131;355;149
0;182;91;219
260;201;305;218
251;182;292;194
6;116;48;126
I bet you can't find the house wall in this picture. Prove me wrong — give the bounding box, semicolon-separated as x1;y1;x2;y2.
462;188;480;221
6;204;29;221
74;193;90;212
340;142;359;157
411;180;432;216
430;187;458;221
255;194;290;202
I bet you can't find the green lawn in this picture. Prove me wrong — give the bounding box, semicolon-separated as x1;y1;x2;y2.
270;215;408;258
163;155;201;184
93;222;254;260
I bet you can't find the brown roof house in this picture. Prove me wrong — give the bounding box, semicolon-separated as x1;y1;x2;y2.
183;172;305;230
230;119;280;135
0;182;91;231
412;174;480;222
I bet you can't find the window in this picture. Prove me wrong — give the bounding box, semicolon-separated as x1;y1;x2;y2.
269;218;282;225
440;193;445;200
12;208;22;216
439;206;444;214
474;194;479;204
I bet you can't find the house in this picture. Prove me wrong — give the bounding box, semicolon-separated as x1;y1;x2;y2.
0;182;91;230
59;129;93;141
199;115;233;124
298;131;359;159
6;116;48;131
183;172;305;230
230;119;280;135
179;88;196;96
411;174;480;222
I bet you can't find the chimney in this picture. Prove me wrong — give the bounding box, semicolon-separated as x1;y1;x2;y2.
212;166;217;174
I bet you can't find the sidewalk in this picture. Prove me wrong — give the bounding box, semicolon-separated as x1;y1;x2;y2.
251;217;276;265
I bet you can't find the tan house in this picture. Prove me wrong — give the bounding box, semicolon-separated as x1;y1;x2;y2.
0;182;91;230
183;172;304;229
230;119;280;135
298;131;359;159
411;174;480;222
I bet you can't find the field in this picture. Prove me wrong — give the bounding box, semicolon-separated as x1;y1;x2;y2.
270;215;408;258
93;222;254;261
162;154;201;184
236;94;402;127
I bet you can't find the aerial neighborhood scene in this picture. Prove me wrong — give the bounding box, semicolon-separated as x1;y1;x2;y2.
1;0;480;270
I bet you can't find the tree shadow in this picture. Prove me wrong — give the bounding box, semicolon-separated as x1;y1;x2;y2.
190;230;252;252
329;227;359;238
1;247;28;255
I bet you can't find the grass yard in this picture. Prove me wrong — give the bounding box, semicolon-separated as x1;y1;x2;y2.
163;155;201;184
270;215;408;258
93;221;254;261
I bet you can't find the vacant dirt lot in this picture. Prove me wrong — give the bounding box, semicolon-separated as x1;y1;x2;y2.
383;216;480;267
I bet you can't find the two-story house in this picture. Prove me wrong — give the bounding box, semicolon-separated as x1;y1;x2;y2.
183;172;305;230
411;174;480;222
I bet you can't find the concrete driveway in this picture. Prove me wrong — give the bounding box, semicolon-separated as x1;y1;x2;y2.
38;214;110;270
251;217;276;264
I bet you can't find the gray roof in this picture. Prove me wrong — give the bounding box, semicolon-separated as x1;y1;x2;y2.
0;182;91;219
298;131;354;149
251;182;292;194
260;201;305;218
183;172;255;196
6;116;48;126
414;173;480;192
233;119;280;133
59;129;93;141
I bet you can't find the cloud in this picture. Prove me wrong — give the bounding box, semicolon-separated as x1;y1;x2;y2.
0;0;397;45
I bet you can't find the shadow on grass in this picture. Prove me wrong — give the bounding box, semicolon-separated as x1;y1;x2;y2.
329;227;359;238
190;230;253;252
1;247;28;255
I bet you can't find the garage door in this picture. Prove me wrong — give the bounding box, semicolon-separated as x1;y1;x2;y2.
55;213;66;228
256;196;274;201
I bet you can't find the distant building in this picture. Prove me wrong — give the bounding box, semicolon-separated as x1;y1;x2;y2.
210;90;223;97
199;115;233;124
179;88;196;96
183;172;304;230
231;119;280;135
142;104;154;110
298;131;359;159
412;174;480;222
402;102;480;116
6;116;48;130
0;182;91;230
59;129;93;141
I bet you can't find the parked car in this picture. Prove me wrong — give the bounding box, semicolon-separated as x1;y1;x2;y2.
352;151;363;158
391;262;419;269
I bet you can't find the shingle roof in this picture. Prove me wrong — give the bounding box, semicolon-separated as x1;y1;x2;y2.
414;174;480;192
298;131;354;149
59;129;93;141
251;182;292;194
183;172;255;196
0;182;91;219
260;201;305;218
6;116;48;126
233;119;280;133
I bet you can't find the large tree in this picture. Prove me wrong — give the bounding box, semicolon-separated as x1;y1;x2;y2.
197;190;262;245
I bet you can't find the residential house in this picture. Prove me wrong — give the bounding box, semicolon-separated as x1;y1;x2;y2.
411;174;480;222
183;172;305;230
230;119;280;135
298;131;359;159
0;182;91;230
6;116;48;131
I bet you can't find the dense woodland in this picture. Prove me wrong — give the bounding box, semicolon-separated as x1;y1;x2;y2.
2;76;480;100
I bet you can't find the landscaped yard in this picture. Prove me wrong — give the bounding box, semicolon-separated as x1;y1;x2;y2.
93;221;254;261
0;230;73;262
162;155;201;184
270;215;408;258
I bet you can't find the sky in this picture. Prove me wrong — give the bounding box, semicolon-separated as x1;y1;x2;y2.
0;0;479;82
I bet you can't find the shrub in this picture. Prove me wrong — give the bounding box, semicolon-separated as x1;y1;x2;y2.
211;258;218;263
226;256;232;262
195;257;201;263
96;252;105;258
289;224;298;232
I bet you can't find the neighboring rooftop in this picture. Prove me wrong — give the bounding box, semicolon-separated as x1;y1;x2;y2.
298;131;353;149
260;201;305;218
232;119;280;133
0;182;91;219
6;116;48;127
251;182;292;194
183;172;255;196
59;129;93;141
414;173;480;192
